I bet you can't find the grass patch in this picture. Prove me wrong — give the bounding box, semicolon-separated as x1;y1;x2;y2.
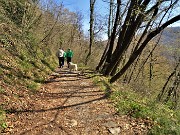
0;108;7;132
34;77;45;83
111;90;180;135
26;81;40;93
41;59;55;71
93;76;113;97
0;86;5;94
0;68;3;75
19;59;33;70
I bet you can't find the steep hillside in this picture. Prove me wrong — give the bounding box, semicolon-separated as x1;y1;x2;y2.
0;0;58;131
0;0;99;131
0;0;56;88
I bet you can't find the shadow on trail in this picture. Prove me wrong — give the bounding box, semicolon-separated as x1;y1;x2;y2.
6;96;107;114
45;68;103;83
45;73;90;84
5;68;110;135
6;68;108;113
45;77;86;83
36;89;104;99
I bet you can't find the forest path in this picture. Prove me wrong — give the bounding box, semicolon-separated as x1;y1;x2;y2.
3;68;148;135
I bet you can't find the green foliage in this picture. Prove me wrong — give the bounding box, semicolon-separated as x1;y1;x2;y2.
147;103;180;135
0;108;7;132
26;81;40;92
0;0;25;26
111;90;145;116
0;86;5;94
0;0;57;89
41;59;55;71
111;89;180;135
0;38;11;47
19;60;33;70
0;68;3;76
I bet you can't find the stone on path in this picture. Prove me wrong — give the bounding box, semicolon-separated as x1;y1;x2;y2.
102;121;119;128
109;127;121;135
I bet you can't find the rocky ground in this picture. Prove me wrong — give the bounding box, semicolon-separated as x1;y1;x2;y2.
1;68;149;135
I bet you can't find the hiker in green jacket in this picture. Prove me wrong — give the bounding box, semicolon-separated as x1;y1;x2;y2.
66;48;73;68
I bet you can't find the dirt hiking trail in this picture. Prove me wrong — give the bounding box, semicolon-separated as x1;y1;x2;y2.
3;68;148;135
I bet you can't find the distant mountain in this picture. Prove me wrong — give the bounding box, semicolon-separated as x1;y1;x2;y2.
159;27;180;46
157;27;180;62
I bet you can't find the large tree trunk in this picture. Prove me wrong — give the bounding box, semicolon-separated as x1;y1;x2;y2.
85;0;96;65
101;0;121;73
103;0;135;76
106;0;120;63
104;0;151;76
110;15;180;83
96;0;120;71
102;0;179;81
108;0;114;38
96;40;109;71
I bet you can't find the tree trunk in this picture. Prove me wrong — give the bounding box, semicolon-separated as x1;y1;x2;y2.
96;0;120;71
105;0;160;77
96;40;110;71
110;15;180;83
85;0;96;65
104;0;136;76
106;0;121;63
157;59;180;103
108;0;114;38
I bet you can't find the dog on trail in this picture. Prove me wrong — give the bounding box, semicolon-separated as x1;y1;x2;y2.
68;62;78;72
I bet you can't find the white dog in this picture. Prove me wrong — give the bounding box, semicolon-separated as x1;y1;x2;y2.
69;62;78;72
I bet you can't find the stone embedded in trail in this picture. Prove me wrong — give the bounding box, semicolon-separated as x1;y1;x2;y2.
96;113;109;120
69;119;78;127
109;127;121;135
102;121;119;128
51;72;59;76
